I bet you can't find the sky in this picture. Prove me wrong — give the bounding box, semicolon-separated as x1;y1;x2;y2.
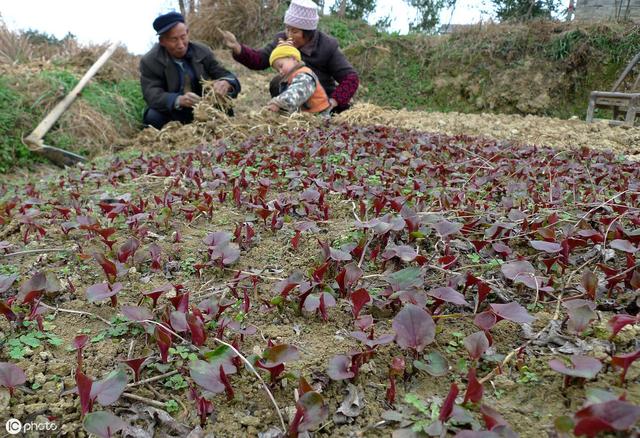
1;0;494;55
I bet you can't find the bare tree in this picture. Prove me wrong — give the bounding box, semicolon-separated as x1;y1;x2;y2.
338;0;348;16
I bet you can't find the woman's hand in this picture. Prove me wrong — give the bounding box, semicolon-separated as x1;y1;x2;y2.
264;103;280;113
277;38;295;47
218;28;241;55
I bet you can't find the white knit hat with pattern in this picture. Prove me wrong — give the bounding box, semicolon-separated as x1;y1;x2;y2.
284;0;319;31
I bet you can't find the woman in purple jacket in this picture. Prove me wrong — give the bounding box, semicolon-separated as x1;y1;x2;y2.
219;0;359;113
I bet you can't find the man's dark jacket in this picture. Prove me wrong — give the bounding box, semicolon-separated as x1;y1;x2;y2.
140;41;240;112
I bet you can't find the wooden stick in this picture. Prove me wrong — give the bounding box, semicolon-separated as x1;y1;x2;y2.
122;392;166;409
127;370;179;388
24;41;120;150
1;248;73;258
38;302;112;326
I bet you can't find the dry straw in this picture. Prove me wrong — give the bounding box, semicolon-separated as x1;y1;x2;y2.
189;0;285;48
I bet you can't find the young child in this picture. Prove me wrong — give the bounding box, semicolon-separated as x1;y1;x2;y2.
264;44;331;115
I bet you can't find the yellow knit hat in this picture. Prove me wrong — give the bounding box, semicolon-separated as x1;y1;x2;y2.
269;44;302;66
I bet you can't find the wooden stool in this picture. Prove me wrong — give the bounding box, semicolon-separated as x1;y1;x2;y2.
586;52;640;127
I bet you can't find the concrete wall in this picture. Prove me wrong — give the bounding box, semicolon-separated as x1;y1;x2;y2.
575;0;640;21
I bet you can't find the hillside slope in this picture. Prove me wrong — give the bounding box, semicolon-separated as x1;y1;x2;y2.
344;21;640;119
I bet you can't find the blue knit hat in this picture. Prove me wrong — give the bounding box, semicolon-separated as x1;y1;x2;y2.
153;12;185;35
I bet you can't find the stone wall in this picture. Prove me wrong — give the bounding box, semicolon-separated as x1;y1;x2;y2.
575;0;640;21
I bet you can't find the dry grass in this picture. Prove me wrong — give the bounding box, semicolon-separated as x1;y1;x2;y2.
57;101;124;153
190;0;285;48
0;19;33;64
63;44;140;82
0;19;139;81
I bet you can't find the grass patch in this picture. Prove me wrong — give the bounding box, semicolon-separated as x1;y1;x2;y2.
0;77;41;173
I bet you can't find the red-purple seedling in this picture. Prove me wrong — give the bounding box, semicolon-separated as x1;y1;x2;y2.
464;331;490;362
463;367;483;404
196;395;214;428
121;356;149;382
0;300;16;323
92;252;118;283
336;263;364;297
149;243;162;271
563;299;597;335
17;271;60;304
0;362;26;397
473;302;536;332
302;291;336;321
18;208;46;244
74;335;89;371
386;356;405;405
573;399;640;437
140;284;171;308
155;325;173;363
327;355;356;381
608;313;639;340
480;404;511;430
439;383;459;424
426;286;470;314
82;411;126;438
86;282;123;307
611;348;640;384
169;291;189;313
76;370;94;415
187;313;207;346
116;237;140;263
548;355;602;388
190;356;237;399
580;270;598;300
288;390;328;438
392;303;436;357
256;343;299;384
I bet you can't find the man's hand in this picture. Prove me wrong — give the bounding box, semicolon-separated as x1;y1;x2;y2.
329;98;338;110
218;28;241;55
212;80;232;96
264;103;280;113
178;92;201;108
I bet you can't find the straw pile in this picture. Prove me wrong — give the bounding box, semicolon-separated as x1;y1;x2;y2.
334;103;640;157
137;78;322;152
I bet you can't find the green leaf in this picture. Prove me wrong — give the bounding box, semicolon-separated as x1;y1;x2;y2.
404;393;429;415
165;399;179;413
19;333;41;348
9;346;25;359
91;332;107;343
47;335;64;346
414;351;449;377
554;415;574;433
386;266;422;290
203;345;231;362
